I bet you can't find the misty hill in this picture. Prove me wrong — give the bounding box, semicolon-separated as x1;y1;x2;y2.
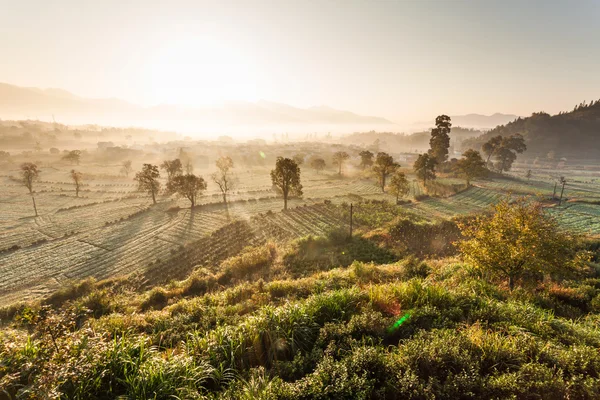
462;101;600;160
410;113;519;131
0;83;395;133
344;127;484;153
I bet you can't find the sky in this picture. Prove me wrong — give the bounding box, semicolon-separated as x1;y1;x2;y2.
1;0;599;124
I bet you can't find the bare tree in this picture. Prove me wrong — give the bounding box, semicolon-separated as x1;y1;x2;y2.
211;156;236;204
21;162;40;216
70;170;83;197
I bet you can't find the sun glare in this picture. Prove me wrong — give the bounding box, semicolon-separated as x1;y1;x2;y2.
144;35;259;107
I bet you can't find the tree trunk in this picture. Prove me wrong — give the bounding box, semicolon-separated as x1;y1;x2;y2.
151;190;156;204
338;164;342;176
31;195;38;217
508;275;515;291
75;186;79;197
381;174;386;192
222;192;227;204
283;194;288;210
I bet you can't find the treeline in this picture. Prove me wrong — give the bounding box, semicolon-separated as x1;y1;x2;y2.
462;100;600;160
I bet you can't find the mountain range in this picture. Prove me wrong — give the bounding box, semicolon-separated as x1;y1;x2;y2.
0;83;395;133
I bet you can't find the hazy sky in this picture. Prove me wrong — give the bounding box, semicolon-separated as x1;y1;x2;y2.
1;0;599;123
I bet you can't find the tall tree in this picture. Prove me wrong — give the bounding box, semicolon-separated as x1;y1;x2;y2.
458;197;589;290
310;157;326;174
358;150;374;170
454;149;487;186
120;160;133;177
21;162;40;216
413;153;437;185
171;174;207;208
62;150;81;165
160;159;183;192
389;170;410;203
429;115;452;164
270;157;302;210
134;164;161;204
372;152;398;192
332;151;350;176
70;170;83;197
211;156;236;204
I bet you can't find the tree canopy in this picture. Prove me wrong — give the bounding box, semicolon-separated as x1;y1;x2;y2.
271;157;302;210
358;150;374;170
372;152;398;192
458;197;590;290
134;164;161;204
413;153;437;185
332;151;350;176
171;174;207;208
454;149;487;186
428;115;451;164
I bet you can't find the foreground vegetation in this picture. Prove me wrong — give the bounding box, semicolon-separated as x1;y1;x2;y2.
2;199;600;399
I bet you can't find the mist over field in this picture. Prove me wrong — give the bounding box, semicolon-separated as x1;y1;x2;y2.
1;1;600;398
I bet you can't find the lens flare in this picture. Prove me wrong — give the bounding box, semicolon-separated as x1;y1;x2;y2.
388;312;411;333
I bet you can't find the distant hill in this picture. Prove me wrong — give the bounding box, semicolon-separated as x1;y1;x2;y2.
0;82;396;133
410;113;519;131
449;113;520;129
462;101;600;159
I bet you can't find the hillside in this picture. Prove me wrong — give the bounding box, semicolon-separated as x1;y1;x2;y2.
2;200;600;398
462;101;600;160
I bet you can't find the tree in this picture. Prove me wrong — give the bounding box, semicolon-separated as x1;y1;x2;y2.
160;159;183;192
292;154;305;166
332;151;350;176
134;164;161;204
481;135;503;165
413;153;437;185
70;170;83;197
171;174;207;208
454;149;487;186
389;170;410;203
62;150;81;165
358;150;374;170
429;115;451;164
121;160;133;177
310;157;326;174
458;197;589;290
211;156;236;204
372;152;398;192
21;162;40;216
483;134;526;172
270;157;302;210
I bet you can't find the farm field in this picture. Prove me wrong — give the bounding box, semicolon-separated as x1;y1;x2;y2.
2;154;600;305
